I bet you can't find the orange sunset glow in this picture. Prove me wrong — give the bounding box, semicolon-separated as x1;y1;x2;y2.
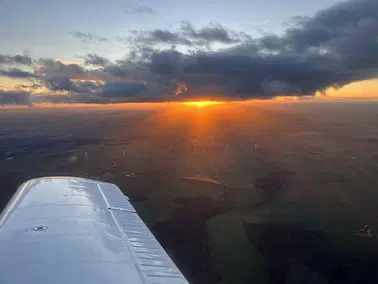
175;83;188;95
181;101;225;108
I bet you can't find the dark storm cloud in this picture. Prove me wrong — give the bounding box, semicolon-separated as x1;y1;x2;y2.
35;59;113;82
34;93;107;104
102;64;135;78
32;81;160;105
35;92;162;104
43;75;94;93
0;54;33;66
146;48;337;98
258;35;283;51
148;49;185;76
72;32;110;43
36;59;86;77
83;54;111;67
141;0;378;98
36;58;155;83
100;81;147;97
180;22;243;44
266;0;378;54
0;90;32;105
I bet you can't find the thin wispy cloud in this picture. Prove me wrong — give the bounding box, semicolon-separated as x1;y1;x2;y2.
127;22;249;48
81;54;111;67
72;32;110;44
124;5;156;15
134;5;156;15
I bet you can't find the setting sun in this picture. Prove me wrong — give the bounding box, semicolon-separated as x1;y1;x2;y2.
181;101;224;108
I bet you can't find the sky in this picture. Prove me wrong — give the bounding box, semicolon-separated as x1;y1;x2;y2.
0;0;377;105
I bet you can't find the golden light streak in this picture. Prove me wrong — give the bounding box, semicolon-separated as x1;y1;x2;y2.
273;96;301;101
320;79;378;98
175;83;188;95
55;59;81;65
181;101;224;108
71;79;106;84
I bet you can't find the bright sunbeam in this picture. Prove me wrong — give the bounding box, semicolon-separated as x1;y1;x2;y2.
181;101;224;108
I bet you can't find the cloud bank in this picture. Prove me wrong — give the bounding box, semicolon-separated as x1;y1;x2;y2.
1;0;378;105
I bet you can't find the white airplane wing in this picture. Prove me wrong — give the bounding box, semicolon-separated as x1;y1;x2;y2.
0;176;189;284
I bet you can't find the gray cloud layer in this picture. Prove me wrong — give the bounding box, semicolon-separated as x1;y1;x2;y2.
0;54;33;66
127;22;246;47
180;22;244;44
0;68;39;79
72;32;110;43
83;54;111;67
0;90;32;106
140;0;378;98
1;0;378;105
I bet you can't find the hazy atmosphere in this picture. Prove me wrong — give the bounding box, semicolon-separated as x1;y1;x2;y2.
2;101;378;284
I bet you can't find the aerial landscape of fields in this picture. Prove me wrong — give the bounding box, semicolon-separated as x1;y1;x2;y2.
1;101;378;283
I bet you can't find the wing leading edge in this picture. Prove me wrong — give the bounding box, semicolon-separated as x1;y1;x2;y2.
0;176;189;284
